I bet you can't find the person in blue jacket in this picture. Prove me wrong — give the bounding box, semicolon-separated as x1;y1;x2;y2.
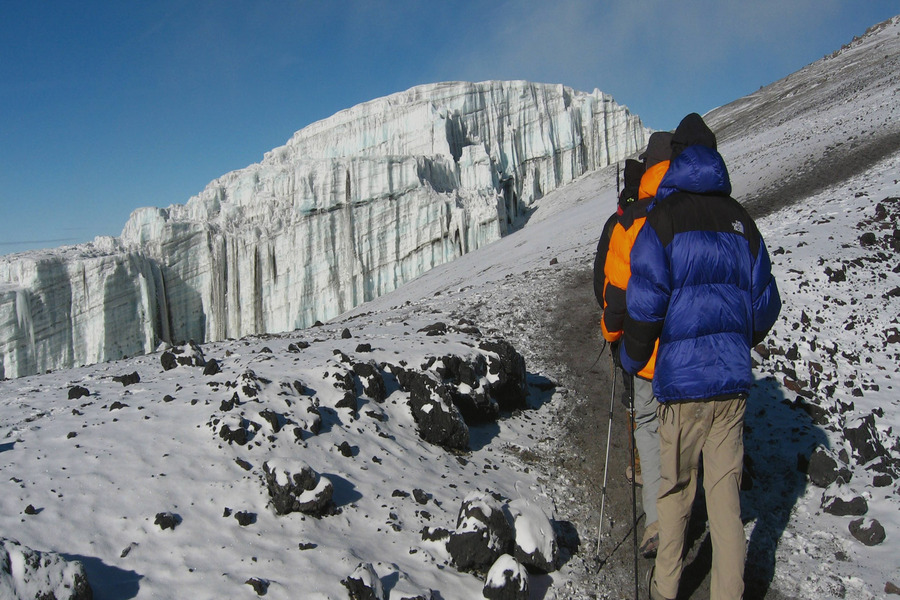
619;113;781;600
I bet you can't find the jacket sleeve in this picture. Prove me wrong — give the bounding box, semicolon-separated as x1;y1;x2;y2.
593;238;606;307
593;213;618;307
601;221;630;342
621;221;668;374
750;235;781;345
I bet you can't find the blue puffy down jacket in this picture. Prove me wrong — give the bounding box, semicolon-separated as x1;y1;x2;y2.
619;145;781;402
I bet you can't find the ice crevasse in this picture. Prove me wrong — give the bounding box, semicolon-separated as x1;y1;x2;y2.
0;80;647;378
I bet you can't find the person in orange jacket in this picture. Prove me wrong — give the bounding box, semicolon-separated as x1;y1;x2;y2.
593;158;644;452
600;130;672;558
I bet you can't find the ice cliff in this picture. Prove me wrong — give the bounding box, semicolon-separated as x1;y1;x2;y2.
0;80;647;378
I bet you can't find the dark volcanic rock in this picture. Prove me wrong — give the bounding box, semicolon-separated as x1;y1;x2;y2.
807;448;851;487
435;353;500;423
335;392;359;411
234;511;257;526
154;511;181;530
352;362;387;402
246;577;269;595
479;339;527;411
418;322;447;336
849;518;886;546
203;358;221;376
873;473;894;487
421;527;450;542
398;369;469;450
844;413;887;465
287;341;310;352
160;351;178;371
219;419;252;446
259;409;284;433
330;367;359;411
67;385;90;400
263;460;334;517
338;441;354;457
113;371;140;386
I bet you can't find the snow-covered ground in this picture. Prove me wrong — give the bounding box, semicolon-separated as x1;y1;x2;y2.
1;14;899;600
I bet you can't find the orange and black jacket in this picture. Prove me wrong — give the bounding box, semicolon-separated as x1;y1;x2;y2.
600;160;669;380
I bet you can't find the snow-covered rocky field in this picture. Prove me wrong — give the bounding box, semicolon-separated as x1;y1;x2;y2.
1;14;899;600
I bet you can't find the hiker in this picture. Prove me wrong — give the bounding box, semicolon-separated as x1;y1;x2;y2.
593;157;644;475
619;113;781;600
600;130;673;559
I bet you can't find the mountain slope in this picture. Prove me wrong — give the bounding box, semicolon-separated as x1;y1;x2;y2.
707;16;900;218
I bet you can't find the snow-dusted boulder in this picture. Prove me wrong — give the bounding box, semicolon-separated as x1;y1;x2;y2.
0;81;647;379
262;459;334;516
0;537;92;600
820;481;868;516
160;340;207;370
508;497;559;573
341;562;384;600
446;491;514;573
483;554;529;600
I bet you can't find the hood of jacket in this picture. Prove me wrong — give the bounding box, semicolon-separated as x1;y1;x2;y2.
670;112;717;159
617;158;645;213
638;160;669;200
655;145;732;202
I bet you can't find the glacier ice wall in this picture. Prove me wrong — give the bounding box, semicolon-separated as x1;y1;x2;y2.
0;80;646;378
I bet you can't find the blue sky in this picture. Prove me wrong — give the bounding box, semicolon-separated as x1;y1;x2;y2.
2;1;898;256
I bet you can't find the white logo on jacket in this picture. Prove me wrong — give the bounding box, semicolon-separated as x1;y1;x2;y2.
732;220;745;235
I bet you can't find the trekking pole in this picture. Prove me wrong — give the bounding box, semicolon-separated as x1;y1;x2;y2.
629;379;639;600
595;359;618;555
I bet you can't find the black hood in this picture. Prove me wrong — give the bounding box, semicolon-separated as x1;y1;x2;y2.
622;158;644;189
618;158;644;209
671;113;717;160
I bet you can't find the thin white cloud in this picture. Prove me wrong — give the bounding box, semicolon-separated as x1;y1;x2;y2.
435;0;852;128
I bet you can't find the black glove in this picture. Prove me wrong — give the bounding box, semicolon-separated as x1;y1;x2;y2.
620;370;634;409
610;341;622;369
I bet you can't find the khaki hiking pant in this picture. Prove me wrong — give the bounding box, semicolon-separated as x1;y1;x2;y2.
654;397;746;600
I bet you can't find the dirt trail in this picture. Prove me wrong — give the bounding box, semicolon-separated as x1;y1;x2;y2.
541;265;656;598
